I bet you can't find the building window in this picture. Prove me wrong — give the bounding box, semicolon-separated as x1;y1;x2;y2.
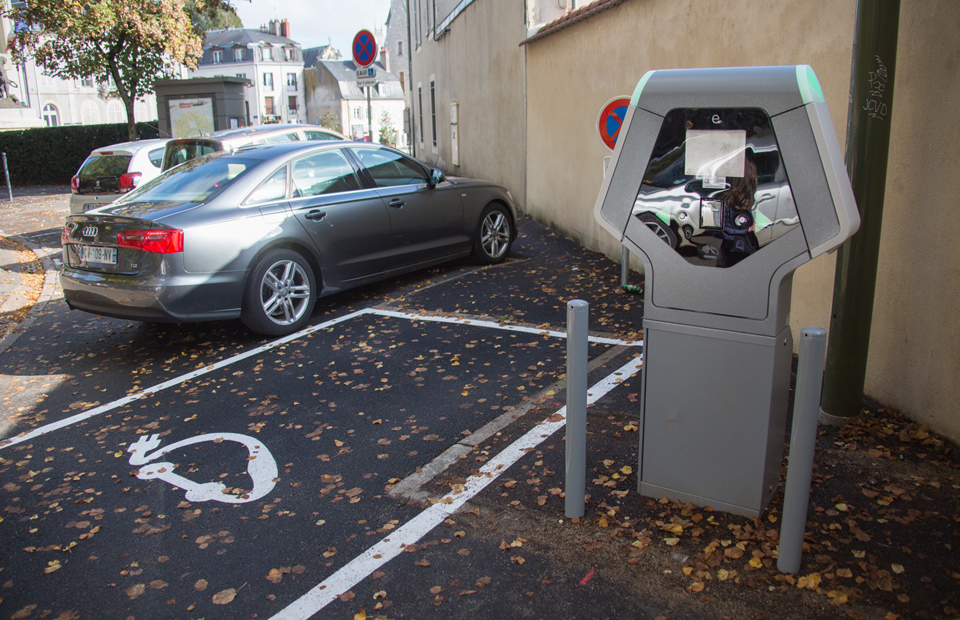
286;73;297;91
353;107;363;120
430;79;437;149
413;0;421;47
212;49;223;64
233;47;244;62
263;72;274;89
284;47;296;61
398;41;403;56
80;76;93;88
264;96;275;115
42;103;59;127
288;96;298;111
236;73;246;79
417;84;424;143
263;46;274;61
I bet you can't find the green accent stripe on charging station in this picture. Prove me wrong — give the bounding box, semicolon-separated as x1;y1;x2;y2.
796;65;826;104
631;70;656;106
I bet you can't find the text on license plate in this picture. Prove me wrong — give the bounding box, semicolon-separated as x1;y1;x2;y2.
79;245;117;265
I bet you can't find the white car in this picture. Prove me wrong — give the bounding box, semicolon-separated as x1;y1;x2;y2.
69;139;169;214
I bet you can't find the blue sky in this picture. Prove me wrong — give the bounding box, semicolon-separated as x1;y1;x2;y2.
232;0;393;57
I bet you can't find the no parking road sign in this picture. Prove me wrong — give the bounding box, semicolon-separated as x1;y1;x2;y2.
597;96;631;151
352;29;377;68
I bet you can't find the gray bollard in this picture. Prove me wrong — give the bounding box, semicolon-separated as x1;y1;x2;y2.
2;152;11;202
565;300;589;519
778;327;828;573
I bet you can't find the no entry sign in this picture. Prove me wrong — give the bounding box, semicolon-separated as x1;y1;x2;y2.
352;30;377;68
597;97;631;151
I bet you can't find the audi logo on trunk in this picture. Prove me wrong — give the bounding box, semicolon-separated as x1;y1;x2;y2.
81;226;98;237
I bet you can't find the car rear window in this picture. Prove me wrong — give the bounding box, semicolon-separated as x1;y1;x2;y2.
78;155;132;178
162;141;219;171
121;155;258;204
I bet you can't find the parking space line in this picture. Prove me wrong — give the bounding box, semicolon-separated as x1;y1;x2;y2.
373;306;643;347
0;308;371;450
1;307;639;451
269;354;644;620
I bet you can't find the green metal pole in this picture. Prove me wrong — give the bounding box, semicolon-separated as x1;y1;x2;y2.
820;0;901;424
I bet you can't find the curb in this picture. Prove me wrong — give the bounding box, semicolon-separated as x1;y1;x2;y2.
0;235;61;356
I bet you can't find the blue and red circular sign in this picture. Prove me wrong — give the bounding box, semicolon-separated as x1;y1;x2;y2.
597;97;631;151
352;30;377;68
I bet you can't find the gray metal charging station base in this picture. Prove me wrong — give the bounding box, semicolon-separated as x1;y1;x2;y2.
638;320;793;517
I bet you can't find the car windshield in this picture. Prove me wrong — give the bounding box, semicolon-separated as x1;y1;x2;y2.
116;153;258;204
78;155;132;177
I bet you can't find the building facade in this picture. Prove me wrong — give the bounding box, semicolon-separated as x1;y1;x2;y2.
189;20;306;126
408;0;960;444
304;59;406;148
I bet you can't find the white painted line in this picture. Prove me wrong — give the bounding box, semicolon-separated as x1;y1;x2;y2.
373;307;642;346
269;354;644;620
0;306;640;450
0;309;372;450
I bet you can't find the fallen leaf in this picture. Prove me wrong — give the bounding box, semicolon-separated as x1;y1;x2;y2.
194;579;208;591
212;588;236;605
126;584;146;599
353;610;366;620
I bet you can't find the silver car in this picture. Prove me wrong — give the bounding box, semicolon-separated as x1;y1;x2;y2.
69;139;169;214
60;142;517;335
161;124;345;171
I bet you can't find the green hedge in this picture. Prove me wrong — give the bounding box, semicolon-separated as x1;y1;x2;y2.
0;122;160;186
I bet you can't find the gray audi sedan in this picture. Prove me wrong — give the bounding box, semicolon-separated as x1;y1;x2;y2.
60;142;518;335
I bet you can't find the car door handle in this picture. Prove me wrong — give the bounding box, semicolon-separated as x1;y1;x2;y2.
305;210;326;221
388;199;404;209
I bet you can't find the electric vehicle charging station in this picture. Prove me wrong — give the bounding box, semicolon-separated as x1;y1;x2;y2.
594;66;860;516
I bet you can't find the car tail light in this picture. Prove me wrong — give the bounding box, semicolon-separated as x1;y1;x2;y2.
119;172;142;193
116;229;183;254
70;175;79;193
61;226;71;245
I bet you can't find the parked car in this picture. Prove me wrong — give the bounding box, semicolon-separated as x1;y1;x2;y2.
161;124;345;171
632;144;799;251
60;142;518;336
69;139;169;214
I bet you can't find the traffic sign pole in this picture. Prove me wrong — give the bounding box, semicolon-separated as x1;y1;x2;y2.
353;30;378;141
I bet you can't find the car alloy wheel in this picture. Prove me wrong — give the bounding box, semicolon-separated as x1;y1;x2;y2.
639;214;679;248
260;260;311;326
242;249;317;336
473;204;513;264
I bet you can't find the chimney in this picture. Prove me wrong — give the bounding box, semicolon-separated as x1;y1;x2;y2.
268;19;281;36
280;19;289;39
380;46;390;73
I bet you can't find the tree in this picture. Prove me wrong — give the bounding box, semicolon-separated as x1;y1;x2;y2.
379;111;398;147
8;0;232;140
318;110;341;133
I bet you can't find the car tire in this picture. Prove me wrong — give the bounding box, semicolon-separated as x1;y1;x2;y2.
471;204;513;265
241;249;317;336
639;214;679;249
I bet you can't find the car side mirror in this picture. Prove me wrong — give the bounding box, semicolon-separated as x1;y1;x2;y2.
428;168;444;188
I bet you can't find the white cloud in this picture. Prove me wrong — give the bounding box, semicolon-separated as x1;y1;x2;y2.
232;0;392;57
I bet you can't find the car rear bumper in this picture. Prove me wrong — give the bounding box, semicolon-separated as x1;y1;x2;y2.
69;194;121;215
60;267;244;323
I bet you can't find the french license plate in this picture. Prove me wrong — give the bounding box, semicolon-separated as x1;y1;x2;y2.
79;245;117;265
83;203;100;212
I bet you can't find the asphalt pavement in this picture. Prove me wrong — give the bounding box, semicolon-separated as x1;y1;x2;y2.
0;189;957;620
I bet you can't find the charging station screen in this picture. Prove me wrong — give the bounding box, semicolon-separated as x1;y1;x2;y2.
633;108;799;268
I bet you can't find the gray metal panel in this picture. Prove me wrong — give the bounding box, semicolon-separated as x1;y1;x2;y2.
624;217;809;323
771;106;842;253
594;105;663;241
638;320;792;516
636;66;806;117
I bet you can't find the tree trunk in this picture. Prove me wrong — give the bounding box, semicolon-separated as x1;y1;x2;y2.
124;95;137;141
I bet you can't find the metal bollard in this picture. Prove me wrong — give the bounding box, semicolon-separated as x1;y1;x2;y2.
565;300;589;518
2;153;12;202
778;327;828;573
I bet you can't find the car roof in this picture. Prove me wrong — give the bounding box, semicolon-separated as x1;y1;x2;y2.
200;124;344;141
211;141;411;163
91;139;170;156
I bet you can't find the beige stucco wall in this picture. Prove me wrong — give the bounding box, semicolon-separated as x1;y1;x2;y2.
524;0;960;442
408;0;526;204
